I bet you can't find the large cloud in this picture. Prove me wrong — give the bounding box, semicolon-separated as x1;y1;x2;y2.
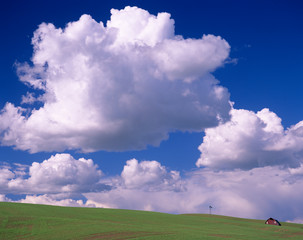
197;108;303;170
0;6;231;153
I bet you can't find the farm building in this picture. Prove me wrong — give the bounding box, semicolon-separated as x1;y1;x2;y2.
265;218;281;226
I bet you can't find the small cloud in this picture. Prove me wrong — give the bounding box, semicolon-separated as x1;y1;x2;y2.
225;57;238;65
121;158;183;191
21;92;36;104
287;218;303;224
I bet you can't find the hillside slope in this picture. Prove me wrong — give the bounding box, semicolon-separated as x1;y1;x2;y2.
0;202;302;239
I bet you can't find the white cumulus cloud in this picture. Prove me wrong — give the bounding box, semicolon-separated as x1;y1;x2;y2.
0;6;231;153
197;108;303;170
121;158;182;191
2;153;104;195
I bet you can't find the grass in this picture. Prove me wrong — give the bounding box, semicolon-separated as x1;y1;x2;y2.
0;202;303;239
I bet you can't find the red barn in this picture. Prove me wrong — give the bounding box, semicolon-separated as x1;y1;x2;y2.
265;218;281;226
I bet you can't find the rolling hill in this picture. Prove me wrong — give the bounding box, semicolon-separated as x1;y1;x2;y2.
0;202;302;239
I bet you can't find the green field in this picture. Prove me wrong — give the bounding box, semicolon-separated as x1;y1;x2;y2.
0;202;302;239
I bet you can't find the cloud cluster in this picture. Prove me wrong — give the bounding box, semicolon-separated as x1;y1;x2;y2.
83;164;303;222
0;6;231;153
2;155;303;222
197;108;303;170
71;161;303;221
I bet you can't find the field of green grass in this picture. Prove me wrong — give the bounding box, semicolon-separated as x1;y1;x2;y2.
0;202;303;239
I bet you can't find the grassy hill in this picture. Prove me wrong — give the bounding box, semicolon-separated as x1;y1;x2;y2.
0;202;303;239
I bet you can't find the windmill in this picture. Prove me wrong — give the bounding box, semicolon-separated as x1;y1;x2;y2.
209;205;213;215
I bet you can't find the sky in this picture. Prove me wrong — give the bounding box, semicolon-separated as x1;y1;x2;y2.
1;0;303;222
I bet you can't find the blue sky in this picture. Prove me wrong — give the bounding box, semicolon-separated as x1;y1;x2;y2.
1;0;303;221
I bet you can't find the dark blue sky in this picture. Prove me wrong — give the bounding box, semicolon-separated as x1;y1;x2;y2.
1;0;303;175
